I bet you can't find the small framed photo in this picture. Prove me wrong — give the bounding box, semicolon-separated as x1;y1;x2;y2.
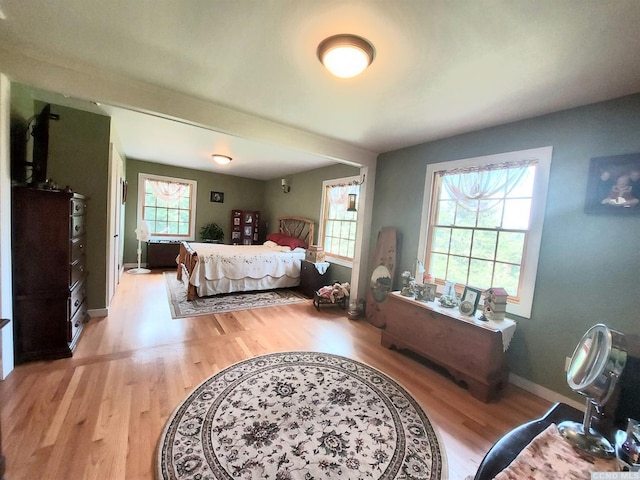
244;226;252;236
585;153;640;215
424;283;437;302
233;218;240;226
232;231;240;240
461;286;482;315
210;191;224;203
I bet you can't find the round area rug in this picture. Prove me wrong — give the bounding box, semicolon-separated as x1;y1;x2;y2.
157;351;446;480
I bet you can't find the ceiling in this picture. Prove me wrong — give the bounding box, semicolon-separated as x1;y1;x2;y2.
2;1;640;180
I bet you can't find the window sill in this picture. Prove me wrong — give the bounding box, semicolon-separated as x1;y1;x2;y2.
325;255;353;269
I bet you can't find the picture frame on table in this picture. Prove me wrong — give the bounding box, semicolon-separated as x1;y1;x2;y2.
461;286;482;315
424;283;437;302
584;153;640;215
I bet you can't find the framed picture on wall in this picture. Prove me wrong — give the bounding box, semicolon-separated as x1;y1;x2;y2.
585;153;640;215
210;191;224;203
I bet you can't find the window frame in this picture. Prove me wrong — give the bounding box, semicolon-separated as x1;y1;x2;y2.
137;173;197;241
417;146;553;318
318;176;361;267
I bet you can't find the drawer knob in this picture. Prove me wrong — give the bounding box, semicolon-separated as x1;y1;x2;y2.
75;225;80;232
74;321;80;327
74;300;80;307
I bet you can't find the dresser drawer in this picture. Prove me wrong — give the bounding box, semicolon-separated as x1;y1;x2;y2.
69;280;87;320
70;259;86;289
70;236;86;264
69;300;87;344
70;198;87;216
70;214;85;239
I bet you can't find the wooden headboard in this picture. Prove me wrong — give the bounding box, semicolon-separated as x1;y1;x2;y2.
278;217;315;246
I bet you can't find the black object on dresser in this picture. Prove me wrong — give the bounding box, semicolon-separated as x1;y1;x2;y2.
11;187;88;363
299;259;330;298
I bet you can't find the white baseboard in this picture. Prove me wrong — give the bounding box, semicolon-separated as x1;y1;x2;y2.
88;308;108;318
509;372;584;411
123;262;147;269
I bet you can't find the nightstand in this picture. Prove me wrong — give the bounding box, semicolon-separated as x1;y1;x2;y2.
299;259;330;298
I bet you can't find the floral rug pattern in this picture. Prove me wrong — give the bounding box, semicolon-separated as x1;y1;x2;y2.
164;272;308;318
157;352;446;480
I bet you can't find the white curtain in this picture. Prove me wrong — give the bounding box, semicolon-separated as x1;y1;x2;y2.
328;185;348;208
147;179;187;202
440;161;535;211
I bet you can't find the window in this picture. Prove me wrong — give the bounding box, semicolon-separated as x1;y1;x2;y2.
319;176;361;266
418;147;552;318
137;173;197;240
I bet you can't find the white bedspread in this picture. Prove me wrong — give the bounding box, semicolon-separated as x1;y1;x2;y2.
188;243;306;287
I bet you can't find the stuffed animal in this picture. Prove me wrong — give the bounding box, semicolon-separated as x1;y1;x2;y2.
317;282;350;303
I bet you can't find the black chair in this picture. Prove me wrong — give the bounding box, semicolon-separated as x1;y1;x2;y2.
473;402;582;480
474;344;640;479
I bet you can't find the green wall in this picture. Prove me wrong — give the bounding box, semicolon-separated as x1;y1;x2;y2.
373;93;640;398
124;159;265;263
263;163;360;285
36;102;111;311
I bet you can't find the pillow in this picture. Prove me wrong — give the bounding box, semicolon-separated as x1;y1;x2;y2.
277;235;308;250
263;240;278;248
266;232;285;244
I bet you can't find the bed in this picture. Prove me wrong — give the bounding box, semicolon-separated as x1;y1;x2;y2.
177;216;315;301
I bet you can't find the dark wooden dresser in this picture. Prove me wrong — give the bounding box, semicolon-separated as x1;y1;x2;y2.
299;259;330;298
11;187;88;363
147;240;181;268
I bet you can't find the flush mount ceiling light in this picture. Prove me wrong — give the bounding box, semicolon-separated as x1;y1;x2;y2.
317;34;375;78
212;154;232;165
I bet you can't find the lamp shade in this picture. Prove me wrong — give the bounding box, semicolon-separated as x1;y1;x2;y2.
317;34;375;78
212;154;232;165
135;220;151;242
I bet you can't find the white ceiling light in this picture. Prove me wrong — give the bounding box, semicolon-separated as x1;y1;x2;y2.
212;154;232;165
317;34;375;79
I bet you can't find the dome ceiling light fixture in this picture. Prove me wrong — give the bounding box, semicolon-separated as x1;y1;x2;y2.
212;154;232;165
317;34;375;79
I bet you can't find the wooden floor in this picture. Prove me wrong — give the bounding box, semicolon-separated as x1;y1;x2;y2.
0;271;551;480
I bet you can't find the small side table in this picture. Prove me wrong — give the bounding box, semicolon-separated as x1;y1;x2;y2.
299;260;330;298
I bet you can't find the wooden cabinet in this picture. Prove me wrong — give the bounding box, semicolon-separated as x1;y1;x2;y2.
380;292;512;402
299;260;330;298
231;209;260;245
147;240;181;268
11;187;88;363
